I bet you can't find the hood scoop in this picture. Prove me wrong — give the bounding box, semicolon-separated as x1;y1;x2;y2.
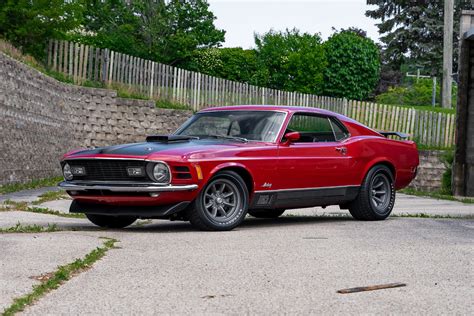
146;135;198;143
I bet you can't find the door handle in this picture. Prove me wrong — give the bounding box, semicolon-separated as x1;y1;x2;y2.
336;147;347;155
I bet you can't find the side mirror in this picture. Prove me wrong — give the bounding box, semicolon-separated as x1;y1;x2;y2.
283;131;300;144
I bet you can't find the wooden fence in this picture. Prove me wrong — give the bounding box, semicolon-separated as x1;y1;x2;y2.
46;39;456;148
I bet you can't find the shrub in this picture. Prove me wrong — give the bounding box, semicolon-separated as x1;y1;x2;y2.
323;30;380;100
0;0;83;59
440;150;454;195
254;28;327;94
375;78;457;107
184;47;260;84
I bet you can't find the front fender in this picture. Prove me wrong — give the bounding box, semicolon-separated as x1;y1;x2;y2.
208;162;252;178
206;162;255;196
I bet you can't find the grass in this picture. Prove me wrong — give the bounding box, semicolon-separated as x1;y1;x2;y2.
113;84;150;100
392;213;474;219
395;104;456;115
416;144;454;151
32;191;69;205
0;39;45;73
25;207;86;219
155;99;192;111
0;177;63;195
1;201;85;218
0;223;59;234
1;238;118;316
400;188;474;204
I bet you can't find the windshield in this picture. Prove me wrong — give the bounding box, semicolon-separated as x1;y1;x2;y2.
175;110;286;142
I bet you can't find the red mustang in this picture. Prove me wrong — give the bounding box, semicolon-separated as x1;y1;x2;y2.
59;105;419;231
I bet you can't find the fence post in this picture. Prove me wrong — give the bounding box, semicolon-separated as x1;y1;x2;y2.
101;49;109;83
149;62;155;99
108;50;114;85
342;98;348;116
47;40;53;68
43;39;456;148
52;40;58;71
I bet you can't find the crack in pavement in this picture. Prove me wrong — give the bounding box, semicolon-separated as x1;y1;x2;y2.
1;237;120;316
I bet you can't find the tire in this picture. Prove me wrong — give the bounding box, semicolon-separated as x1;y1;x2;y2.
188;170;249;231
85;213;137;229
248;209;285;218
348;165;395;221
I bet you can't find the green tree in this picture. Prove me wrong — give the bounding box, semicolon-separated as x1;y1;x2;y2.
0;0;83;58
323;30;380;100
73;0;146;58
77;0;225;65
163;0;225;64
366;0;474;75
254;28;327;94
184;47;260;83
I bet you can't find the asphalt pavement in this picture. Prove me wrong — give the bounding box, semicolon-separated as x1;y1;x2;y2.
0;188;473;314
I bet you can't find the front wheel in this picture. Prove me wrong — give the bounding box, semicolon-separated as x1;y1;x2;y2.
349;165;395;220
188;171;249;231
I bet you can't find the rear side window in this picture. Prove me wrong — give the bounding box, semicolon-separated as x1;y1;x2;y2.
329;118;349;141
286;114;349;142
287;114;335;142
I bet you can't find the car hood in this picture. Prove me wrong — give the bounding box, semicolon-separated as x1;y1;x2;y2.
64;139;269;161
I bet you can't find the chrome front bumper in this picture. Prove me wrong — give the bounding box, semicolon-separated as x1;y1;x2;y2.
58;181;198;192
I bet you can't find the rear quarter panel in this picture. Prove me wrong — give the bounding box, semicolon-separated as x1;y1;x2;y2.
346;136;419;189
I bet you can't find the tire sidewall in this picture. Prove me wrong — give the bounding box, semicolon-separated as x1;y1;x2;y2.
195;171;249;230
365;165;396;219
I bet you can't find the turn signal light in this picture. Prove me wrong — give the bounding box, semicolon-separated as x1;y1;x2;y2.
195;165;203;180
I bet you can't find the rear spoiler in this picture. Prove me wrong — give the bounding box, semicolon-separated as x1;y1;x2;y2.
378;131;409;140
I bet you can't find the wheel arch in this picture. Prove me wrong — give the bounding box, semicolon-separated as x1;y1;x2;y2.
362;158;396;182
208;163;254;195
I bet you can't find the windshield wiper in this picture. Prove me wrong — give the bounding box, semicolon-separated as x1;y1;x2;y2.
206;134;248;143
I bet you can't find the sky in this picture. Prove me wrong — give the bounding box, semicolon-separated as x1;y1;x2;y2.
207;0;380;49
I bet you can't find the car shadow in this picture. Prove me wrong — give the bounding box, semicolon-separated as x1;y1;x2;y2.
122;215;356;233
241;215;355;228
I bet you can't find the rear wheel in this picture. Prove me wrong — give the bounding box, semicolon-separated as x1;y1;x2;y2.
248;209;285;218
188;171;248;231
85;214;137;228
349;165;395;220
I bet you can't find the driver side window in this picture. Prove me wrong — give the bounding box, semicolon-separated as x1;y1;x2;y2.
287;114;336;143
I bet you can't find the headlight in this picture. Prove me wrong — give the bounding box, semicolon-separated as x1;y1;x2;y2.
63;163;73;181
151;162;171;184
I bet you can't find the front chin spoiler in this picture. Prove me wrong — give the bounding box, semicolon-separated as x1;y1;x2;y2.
59;181;198;192
70;200;190;218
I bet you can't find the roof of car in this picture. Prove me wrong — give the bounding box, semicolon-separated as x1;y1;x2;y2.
198;105;382;137
199;105;341;117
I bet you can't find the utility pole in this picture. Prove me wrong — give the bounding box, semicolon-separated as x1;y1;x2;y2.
442;0;454;108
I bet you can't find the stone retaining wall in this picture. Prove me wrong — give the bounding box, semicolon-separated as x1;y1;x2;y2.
0;52;449;191
408;150;448;192
0;53;192;185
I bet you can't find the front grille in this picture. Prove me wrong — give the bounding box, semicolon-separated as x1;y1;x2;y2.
66;159;150;182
